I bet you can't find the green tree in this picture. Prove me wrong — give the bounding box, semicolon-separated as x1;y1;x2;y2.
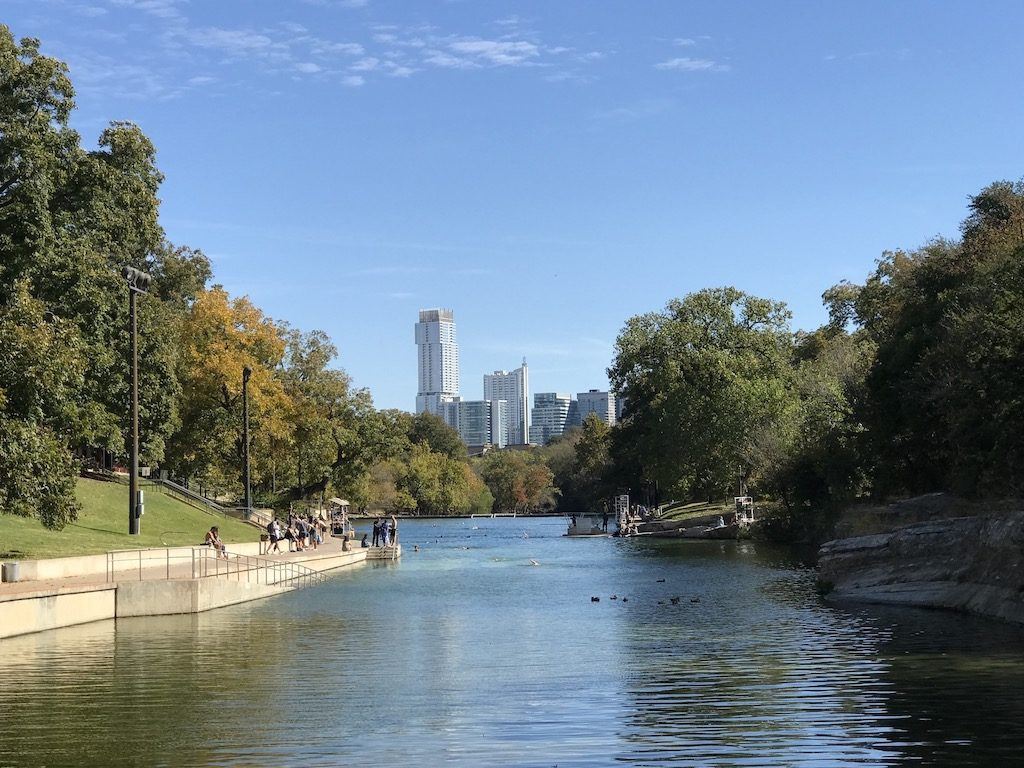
408;412;464;460
1;30;206;521
608;287;796;501
852;181;1024;497
0;283;84;527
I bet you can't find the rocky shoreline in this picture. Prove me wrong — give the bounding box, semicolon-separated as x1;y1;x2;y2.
817;505;1024;626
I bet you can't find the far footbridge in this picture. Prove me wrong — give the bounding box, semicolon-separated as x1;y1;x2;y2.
0;536;401;640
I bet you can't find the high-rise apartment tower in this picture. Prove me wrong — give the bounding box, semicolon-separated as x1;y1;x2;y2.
483;360;530;445
529;392;572;445
415;308;460;415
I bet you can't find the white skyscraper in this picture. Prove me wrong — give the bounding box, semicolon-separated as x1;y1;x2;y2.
483;360;529;445
415;308;460;415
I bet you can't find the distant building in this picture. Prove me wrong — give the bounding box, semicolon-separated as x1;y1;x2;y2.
615;395;628;421
415;308;460;416
566;399;581;430
483;360;529;445
577;389;617;426
441;399;508;448
529;393;572;445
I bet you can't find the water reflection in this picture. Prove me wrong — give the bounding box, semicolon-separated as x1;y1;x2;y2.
1;519;1022;766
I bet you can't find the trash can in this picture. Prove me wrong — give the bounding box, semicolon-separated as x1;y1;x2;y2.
1;561;20;583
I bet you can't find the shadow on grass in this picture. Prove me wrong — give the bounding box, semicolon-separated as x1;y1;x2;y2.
66;523;120;535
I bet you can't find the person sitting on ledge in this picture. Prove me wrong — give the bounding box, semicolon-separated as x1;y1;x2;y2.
360;533;369;548
204;526;228;559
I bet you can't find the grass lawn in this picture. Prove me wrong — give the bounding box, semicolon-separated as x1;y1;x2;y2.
659;500;732;522
0;477;260;560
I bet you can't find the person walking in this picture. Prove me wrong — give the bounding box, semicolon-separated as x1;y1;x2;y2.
267;518;282;553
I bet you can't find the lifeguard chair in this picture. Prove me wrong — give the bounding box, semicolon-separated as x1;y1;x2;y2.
733;496;755;525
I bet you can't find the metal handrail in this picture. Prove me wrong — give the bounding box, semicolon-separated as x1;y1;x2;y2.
104;546;326;589
191;547;325;588
155;478;230;516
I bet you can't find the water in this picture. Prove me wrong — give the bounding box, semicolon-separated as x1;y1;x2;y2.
2;517;1024;767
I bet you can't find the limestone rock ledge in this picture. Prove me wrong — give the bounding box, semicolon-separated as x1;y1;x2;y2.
817;512;1024;625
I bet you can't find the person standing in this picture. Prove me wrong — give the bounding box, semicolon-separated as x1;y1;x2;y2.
602;511;609;533
267;519;282;553
381;517;390;547
390;514;398;545
372;518;380;547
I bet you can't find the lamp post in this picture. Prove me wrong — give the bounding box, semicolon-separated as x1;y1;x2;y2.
122;266;152;535
242;366;252;519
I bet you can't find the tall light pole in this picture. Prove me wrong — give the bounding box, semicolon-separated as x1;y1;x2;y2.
122;266;152;535
242;366;252;519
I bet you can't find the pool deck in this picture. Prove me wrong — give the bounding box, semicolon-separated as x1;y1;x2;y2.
0;538;400;640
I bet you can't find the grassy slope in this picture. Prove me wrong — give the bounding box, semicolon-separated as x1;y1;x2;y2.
0;478;260;560
659;500;732;522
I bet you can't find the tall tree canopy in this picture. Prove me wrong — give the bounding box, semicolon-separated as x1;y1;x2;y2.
608;287;796;501
1;28;209;526
852;181;1024;497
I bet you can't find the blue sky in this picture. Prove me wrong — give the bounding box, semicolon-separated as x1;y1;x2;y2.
7;1;1024;410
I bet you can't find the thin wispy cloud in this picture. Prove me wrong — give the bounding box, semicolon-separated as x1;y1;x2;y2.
448;38;540;67
186;27;278;55
109;0;184;21
655;56;730;73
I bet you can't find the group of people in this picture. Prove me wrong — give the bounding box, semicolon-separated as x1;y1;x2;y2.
370;515;398;547
258;511;399;555
266;513;327;554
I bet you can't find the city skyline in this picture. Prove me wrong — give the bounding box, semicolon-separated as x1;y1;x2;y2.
416;307;617;446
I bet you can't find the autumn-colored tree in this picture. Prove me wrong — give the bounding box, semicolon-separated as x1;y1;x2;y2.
165;287;291;495
478;450;555;513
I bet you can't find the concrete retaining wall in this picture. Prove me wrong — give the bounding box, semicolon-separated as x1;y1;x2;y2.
116;579;292;617
2;547;370;640
0;586;116;640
